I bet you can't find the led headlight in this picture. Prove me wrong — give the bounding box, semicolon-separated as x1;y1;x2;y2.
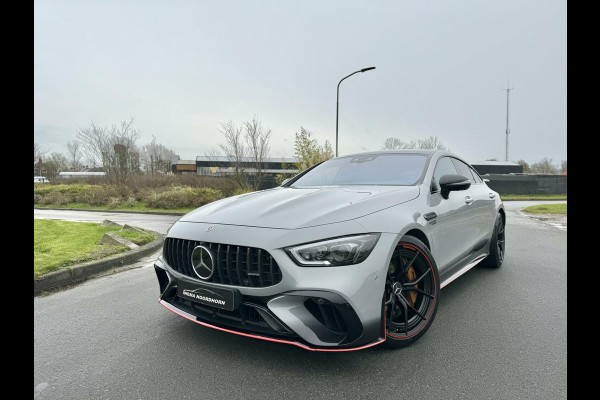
285;234;380;266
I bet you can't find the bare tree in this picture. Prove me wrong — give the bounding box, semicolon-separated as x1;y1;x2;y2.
416;136;448;150
244;116;271;190
34;142;48;165
143;136;176;174
217;120;248;189
516;159;530;173
382;135;448;151
76;118;141;183
560;160;567;173
43;152;69;179
382;137;405;150
530;157;558;174
66;140;82;171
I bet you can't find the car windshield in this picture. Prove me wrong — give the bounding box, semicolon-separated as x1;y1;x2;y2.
291;153;428;187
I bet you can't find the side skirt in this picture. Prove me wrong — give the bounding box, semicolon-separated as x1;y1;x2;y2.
440;253;488;289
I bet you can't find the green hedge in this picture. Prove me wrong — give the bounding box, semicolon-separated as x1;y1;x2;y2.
34;184;224;210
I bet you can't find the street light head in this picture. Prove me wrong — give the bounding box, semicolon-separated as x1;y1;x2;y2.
360;67;376;72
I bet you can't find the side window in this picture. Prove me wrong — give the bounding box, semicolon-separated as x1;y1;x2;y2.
451;158;476;183
470;167;483;183
431;157;458;192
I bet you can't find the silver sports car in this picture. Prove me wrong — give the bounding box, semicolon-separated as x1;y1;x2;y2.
154;150;505;350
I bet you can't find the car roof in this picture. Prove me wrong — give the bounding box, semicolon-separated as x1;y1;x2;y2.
337;149;441;158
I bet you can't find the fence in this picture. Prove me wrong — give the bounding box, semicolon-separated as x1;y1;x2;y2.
483;174;567;195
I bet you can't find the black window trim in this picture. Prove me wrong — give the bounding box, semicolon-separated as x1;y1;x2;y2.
450;157;480;185
430;156;458;194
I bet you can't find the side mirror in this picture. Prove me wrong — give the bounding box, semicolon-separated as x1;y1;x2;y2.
439;174;471;199
281;178;291;186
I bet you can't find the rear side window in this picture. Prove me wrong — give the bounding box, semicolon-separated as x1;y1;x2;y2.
431;157;458;192
451;158;476;183
470;168;483;183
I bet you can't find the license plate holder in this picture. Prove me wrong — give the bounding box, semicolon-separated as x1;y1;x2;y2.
177;280;239;311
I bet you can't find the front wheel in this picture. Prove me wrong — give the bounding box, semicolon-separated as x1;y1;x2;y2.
382;236;440;348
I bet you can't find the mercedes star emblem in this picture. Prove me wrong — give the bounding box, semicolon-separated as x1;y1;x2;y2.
190;245;214;280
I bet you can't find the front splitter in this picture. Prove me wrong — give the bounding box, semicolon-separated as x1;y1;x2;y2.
159;299;386;352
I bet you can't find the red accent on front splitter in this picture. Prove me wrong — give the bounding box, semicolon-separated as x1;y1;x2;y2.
159;299;386;352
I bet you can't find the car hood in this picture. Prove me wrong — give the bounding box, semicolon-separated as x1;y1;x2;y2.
178;186;420;229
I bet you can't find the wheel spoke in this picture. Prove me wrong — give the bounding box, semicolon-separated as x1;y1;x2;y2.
395;294;409;336
396;293;427;320
402;251;419;275
405;268;431;286
402;287;434;299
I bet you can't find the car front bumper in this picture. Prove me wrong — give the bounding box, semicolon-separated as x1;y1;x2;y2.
155;220;397;350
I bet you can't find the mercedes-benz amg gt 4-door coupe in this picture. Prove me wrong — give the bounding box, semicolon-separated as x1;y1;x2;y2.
154;150;505;350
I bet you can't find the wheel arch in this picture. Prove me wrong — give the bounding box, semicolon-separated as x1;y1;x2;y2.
401;228;430;250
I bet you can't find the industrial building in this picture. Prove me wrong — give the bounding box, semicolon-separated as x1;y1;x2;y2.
171;155;298;176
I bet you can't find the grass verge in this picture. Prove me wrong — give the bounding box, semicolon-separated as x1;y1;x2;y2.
522;203;567;215
501;194;567;201
34;202;195;214
34;219;155;279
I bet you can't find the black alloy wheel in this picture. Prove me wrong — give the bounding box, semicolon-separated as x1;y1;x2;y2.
481;214;505;268
383;236;440;348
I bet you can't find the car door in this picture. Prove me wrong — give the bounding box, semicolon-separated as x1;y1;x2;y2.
451;158;497;249
427;156;476;279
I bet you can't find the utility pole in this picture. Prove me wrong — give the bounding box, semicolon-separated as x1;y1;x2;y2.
502;78;513;161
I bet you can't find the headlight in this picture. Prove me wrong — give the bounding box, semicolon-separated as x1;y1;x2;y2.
285;234;380;267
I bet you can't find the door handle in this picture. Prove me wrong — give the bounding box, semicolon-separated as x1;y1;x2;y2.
424;212;437;221
465;196;474;204
489;193;496;199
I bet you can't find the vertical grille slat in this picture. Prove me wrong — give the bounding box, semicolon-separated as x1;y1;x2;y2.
215;244;222;283
257;249;264;287
225;245;232;285
163;238;282;288
246;247;252;287
178;239;185;275
235;247;243;285
185;240;193;277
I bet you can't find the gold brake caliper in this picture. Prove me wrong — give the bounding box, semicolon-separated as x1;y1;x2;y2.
403;259;418;306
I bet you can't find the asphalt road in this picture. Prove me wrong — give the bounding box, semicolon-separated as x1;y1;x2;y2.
34;203;567;399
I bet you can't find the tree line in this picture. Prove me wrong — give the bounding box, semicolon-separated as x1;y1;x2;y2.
34;118;176;182
34;120;566;187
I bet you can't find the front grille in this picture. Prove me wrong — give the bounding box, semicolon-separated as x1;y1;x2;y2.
164;238;283;287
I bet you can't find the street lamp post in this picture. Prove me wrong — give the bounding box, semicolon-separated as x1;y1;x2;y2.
335;66;376;157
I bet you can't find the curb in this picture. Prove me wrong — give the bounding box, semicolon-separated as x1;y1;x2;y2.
34;207;187;216
34;230;165;296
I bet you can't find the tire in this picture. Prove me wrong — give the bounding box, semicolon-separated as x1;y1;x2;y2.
382;235;440;348
480;214;505;269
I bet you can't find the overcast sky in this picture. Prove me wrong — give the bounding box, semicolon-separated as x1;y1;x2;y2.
34;0;566;165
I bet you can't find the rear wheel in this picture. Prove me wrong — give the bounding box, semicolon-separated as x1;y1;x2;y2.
383;236;440;348
480;214;505;268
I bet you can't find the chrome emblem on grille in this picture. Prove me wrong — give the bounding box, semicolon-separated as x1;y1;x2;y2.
205;225;214;232
190;245;214;280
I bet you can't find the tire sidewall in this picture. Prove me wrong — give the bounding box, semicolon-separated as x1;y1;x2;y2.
482;215;504;268
383;235;440;348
